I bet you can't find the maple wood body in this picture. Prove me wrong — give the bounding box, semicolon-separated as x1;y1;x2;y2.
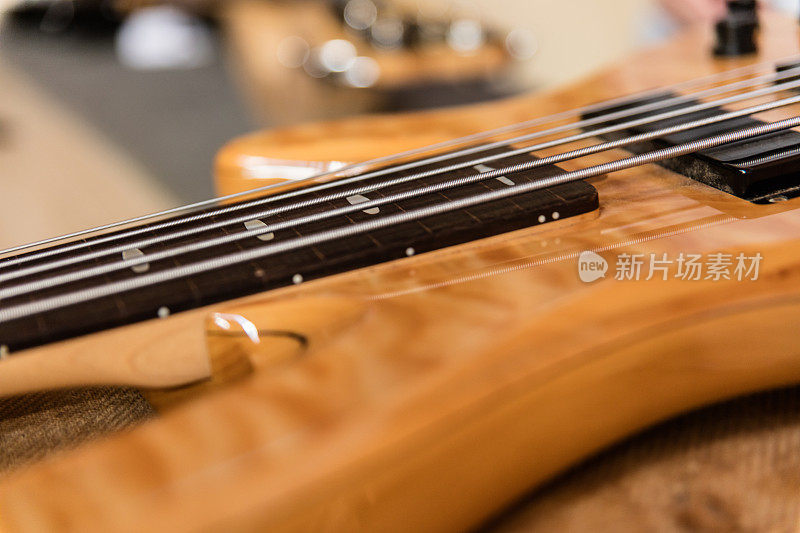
2;14;800;532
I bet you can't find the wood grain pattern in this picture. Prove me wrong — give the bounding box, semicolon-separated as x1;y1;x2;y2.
2;13;800;532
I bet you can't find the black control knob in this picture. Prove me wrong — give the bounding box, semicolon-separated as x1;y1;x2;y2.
713;0;758;57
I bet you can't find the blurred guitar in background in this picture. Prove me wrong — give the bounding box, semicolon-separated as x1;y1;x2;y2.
4;0;534;123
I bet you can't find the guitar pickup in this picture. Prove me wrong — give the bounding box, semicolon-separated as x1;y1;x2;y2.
582;92;800;203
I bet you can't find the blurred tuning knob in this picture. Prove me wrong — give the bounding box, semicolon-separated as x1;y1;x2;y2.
713;0;758;57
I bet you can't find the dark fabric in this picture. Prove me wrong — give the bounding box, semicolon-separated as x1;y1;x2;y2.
484;386;800;532
0;388;154;474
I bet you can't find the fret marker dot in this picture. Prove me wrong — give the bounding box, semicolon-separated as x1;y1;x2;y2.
157;306;170;319
292;274;304;285
244;219;275;241
122;248;150;274
405;247;415;256
347;194;380;215
552;211;560;220
0;345;8;360
538;215;546;224
254;268;265;278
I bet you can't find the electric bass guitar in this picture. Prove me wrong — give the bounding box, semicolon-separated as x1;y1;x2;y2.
1;11;800;533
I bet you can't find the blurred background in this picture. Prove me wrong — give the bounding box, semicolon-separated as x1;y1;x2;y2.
0;0;786;247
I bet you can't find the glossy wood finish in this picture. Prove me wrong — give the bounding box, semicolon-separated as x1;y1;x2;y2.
2;14;800;532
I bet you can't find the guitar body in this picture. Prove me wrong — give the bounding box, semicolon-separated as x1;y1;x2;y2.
2;14;800;532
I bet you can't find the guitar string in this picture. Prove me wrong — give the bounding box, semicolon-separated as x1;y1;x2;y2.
4;63;800;269
3;78;800;286
1;116;798;323
0;55;789;258
3;94;798;298
3;64;800;271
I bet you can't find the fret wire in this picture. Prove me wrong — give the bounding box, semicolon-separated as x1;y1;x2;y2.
3;60;800;267
3;89;800;292
2;116;797;324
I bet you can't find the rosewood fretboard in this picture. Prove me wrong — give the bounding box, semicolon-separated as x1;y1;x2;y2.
0;147;598;352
